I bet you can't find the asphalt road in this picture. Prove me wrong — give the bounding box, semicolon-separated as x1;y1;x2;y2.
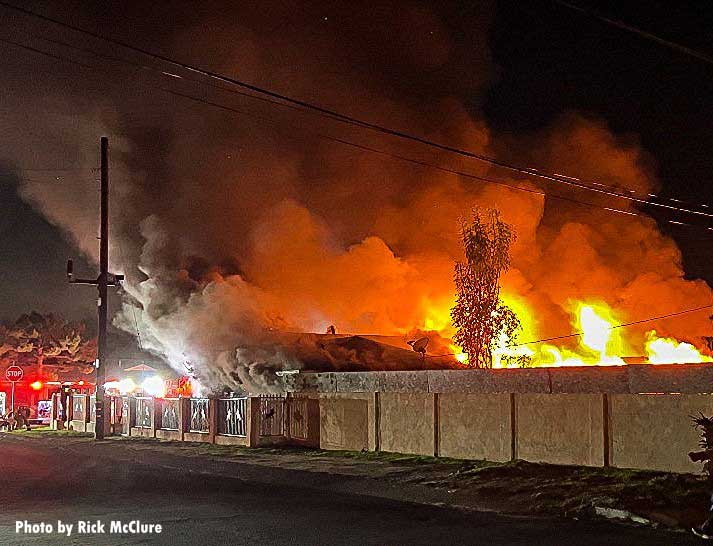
0;434;701;545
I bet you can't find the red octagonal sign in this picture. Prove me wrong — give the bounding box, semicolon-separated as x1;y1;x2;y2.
5;366;23;382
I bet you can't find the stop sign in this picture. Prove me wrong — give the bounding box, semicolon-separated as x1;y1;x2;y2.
5;366;23;382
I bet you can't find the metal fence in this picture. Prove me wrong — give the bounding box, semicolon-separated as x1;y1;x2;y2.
160;398;180;430
189;398;210;432
218;397;247;436
135;397;153;428
259;395;286;437
89;396;96;423
72;394;86;422
289;397;309;440
112;396;129;435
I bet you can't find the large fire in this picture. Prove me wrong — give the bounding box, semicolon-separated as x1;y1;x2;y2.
419;297;711;368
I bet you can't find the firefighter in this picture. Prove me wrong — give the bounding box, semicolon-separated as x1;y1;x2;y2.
13;406;30;431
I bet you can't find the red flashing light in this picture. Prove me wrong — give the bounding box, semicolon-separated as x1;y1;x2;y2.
30;380;43;391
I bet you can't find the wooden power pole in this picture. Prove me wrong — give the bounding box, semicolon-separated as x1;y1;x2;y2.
67;136;123;440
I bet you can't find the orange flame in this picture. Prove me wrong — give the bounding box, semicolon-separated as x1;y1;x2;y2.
645;331;712;364
419;296;710;367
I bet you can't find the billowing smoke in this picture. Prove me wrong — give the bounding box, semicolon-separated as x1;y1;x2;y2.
4;2;711;390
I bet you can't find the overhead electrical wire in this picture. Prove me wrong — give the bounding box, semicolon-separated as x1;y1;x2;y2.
1;5;709;367
1;1;712;219
508;303;713;348
423;304;713;357
553;0;713;67
1;33;712;235
34;30;713;217
163;88;713;234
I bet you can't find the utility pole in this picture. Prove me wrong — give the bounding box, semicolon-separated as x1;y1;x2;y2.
67;136;123;440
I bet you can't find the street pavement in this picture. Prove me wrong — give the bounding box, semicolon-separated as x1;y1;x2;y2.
0;434;701;545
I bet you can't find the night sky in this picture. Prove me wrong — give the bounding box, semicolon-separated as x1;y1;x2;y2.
0;0;711;326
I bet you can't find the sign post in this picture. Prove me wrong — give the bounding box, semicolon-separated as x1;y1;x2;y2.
6;365;23;413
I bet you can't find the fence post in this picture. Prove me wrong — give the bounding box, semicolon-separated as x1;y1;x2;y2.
510;393;518;461
67;393;75;422
374;391;381;452
208;398;218;444
179;397;190;442
49;393;58;430
602;393;610;467
433;393;440;458
151;398;158;438
85;395;92;425
127;397;136;436
248;397;261;447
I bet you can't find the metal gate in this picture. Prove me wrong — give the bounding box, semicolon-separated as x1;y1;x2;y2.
189;398;210;432
109;396;127;435
135;397;152;428
218;398;247;436
288;397;309;440
118;397;129;435
72;394;86;422
160;399;180;430
259;395;286;436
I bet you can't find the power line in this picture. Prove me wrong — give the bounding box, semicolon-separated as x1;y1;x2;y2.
2;1;713;219
34;27;713;213
162;89;713;234
424;304;713;357
31;30;713;219
508;303;713;347
0;35;91;69
553;0;713;67
2;33;712;235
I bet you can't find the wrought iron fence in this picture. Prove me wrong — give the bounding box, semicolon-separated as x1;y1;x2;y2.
72;394;86;422
89;396;96;423
218;397;247;436
259;395;285;437
189;398;210;432
111;396;129;435
160;398;180;430
135;397;153;428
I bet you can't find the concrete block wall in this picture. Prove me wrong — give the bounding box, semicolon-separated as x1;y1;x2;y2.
610;394;713;473
516;394;604;466
306;366;713;473
437;393;511;462
379;393;434;456
320;393;372;451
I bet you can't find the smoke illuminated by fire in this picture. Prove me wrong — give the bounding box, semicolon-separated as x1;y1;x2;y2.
4;3;711;388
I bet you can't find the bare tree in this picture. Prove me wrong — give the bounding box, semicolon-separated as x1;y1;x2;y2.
451;209;521;368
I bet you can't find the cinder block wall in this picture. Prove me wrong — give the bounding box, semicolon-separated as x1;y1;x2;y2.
438;393;511;462
516;394;605;466
298;365;713;473
610;394;713;473
320;393;372;451
379;393;434;456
